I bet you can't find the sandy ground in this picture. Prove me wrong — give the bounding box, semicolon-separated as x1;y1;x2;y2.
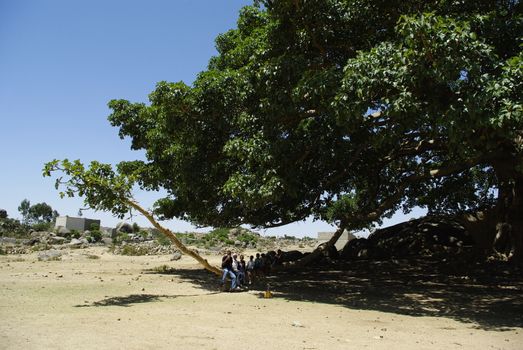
1;246;522;350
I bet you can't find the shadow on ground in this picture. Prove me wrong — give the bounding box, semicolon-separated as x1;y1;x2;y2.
75;291;220;308
154;258;523;331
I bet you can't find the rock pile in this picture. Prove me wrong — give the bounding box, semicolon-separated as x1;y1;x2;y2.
340;217;474;260
112;241;182;256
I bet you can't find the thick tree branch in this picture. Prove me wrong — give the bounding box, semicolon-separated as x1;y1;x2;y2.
125;199;222;276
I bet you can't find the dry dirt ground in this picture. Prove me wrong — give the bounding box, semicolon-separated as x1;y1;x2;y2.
1;246;522;350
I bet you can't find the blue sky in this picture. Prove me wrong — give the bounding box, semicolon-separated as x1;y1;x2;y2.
0;0;423;237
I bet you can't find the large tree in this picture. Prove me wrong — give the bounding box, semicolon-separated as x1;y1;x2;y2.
46;0;522;263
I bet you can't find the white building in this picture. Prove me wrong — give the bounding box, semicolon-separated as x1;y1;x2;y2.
54;216;100;232
317;230;356;250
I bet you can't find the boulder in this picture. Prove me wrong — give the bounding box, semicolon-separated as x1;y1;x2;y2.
116;222;133;233
317;242;339;260
101;237;113;245
171;251;182;261
281;250;304;263
49;236;66;244
56;226;70;236
339;238;370;260
340;217;473;260
68;238;88;248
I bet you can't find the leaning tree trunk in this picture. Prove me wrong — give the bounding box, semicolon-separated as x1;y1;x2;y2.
283;225;346;268
125;199;222;276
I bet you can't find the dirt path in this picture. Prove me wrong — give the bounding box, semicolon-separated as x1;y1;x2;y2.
1;247;521;349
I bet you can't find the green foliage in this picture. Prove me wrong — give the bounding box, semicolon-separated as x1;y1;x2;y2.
44;1;523;242
18;199;59;225
152;229;171;246
237;231;259;245
114;232;130;244
86;230;102;243
203;228;235;246
85;222;103;243
69;229;81;239
18;199;30;224
31;222;52;232
0;217;30;237
119;244;148;256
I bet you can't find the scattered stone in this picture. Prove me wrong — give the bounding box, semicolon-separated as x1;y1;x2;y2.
292;321;304;327
48;236;66;244
68;238;88;249
38;250;63;261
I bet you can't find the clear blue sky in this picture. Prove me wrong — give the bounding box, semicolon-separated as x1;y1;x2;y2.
0;0;424;237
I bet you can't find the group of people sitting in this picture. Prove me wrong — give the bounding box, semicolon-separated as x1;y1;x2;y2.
220;250;283;291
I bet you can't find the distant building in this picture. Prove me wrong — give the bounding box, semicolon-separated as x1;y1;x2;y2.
55;216;100;232
317;230;356;250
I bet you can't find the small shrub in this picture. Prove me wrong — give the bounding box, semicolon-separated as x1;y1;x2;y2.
69;229;81;239
87;230;102;243
114;232;129;244
120;244;148;256
85;254;100;259
32;222;52;232
151;264;175;273
154;232;171;246
0;218;30;238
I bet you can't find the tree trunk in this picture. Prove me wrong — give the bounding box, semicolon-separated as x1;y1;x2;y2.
125;200;222;276
492;160;523;265
283;225;345;268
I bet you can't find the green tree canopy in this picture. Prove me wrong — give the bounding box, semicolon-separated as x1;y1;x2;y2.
18;199;31;224
46;0;522;260
19;199;59;225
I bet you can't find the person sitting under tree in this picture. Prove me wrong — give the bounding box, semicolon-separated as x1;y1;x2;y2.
220;250;237;291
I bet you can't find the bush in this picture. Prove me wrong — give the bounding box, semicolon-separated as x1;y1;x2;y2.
32;222;52;232
114;232;129;244
238;232;259;245
0;218;30;237
120;244;148;256
153;231;171;246
70;229;81;239
86;230;102;243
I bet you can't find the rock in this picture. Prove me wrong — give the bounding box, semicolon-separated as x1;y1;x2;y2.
101;237;113;245
281;250;304;263
229;228;241;236
340;217;473;260
292;321;304;327
340;238;370;260
68;238;88;248
38;250;63;261
317;242;339;260
56;226;70;236
234;240;242;246
171;251;182;261
116;222;133;233
49;236;66;244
